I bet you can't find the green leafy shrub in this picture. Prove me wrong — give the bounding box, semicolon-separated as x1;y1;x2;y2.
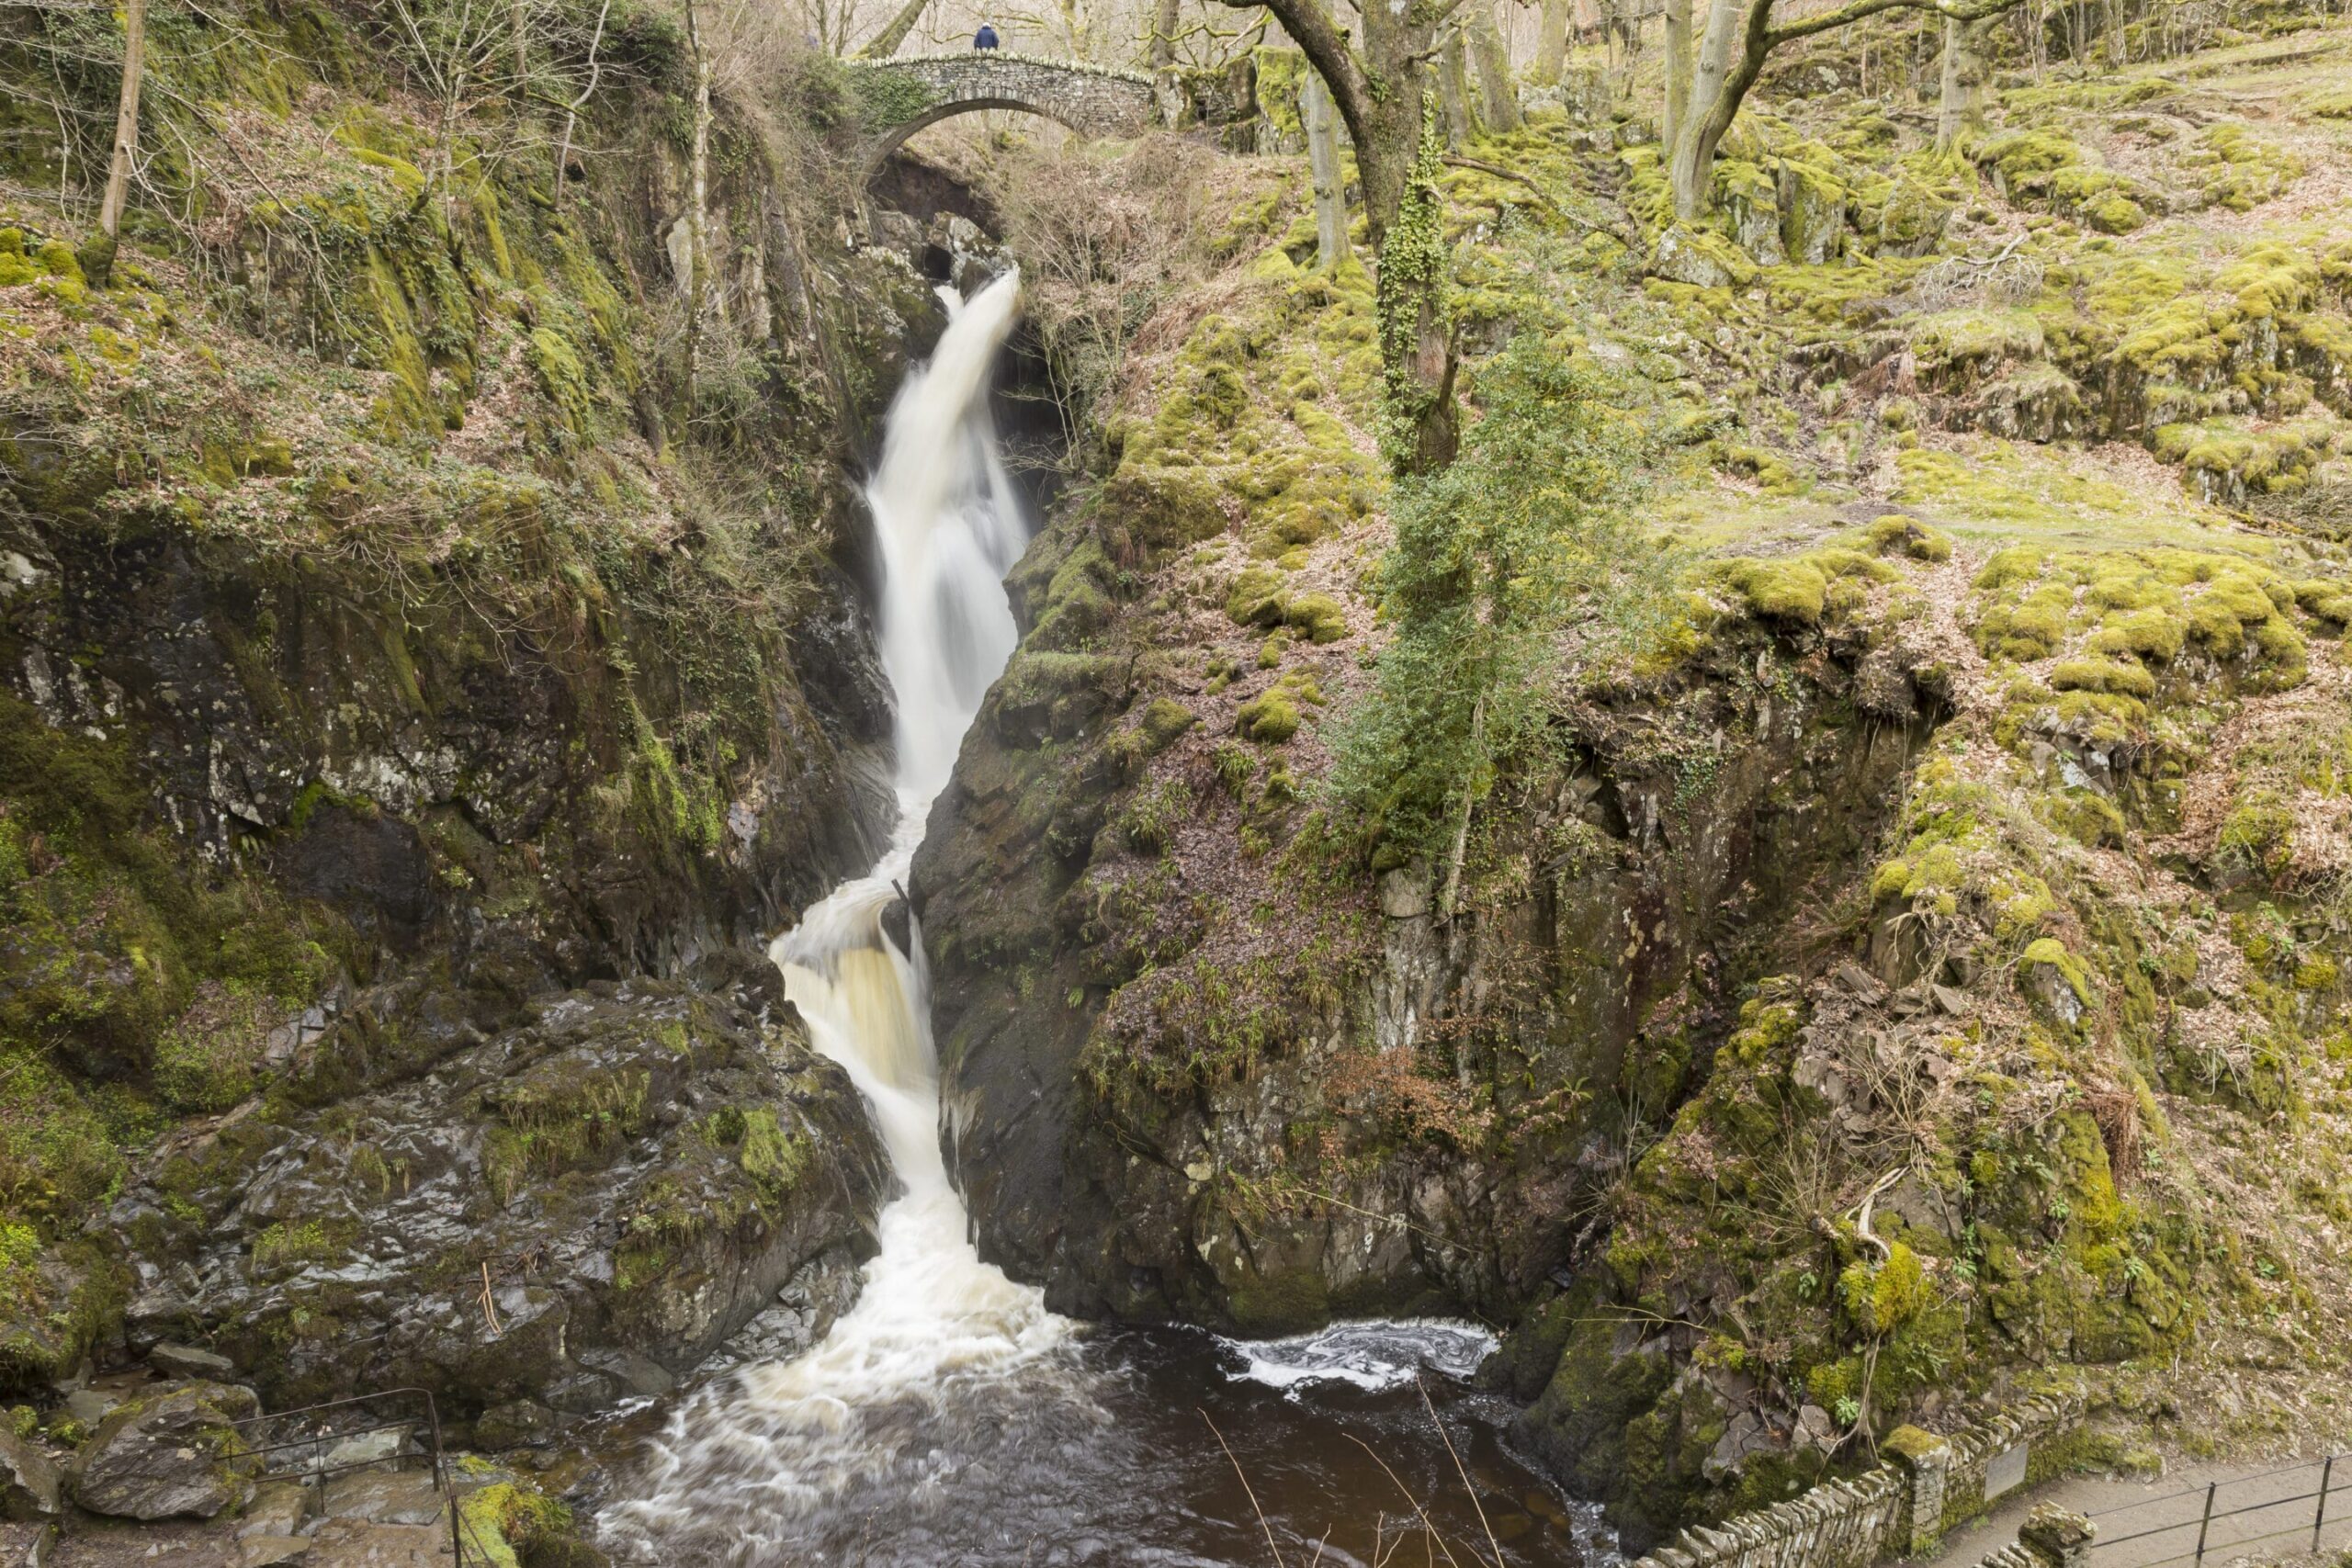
1331;333;1656;852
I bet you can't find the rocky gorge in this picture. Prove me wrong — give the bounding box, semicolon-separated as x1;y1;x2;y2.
2;0;2351;1559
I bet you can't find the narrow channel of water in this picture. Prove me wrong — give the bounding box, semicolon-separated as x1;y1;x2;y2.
598;270;1604;1568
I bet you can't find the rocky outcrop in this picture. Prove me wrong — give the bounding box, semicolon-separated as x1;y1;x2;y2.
921;509;1946;1337
0;0;954;1404
66;1380;261;1520
109;961;886;1427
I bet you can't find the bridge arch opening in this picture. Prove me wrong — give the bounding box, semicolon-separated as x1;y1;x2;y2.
865;98;1086;173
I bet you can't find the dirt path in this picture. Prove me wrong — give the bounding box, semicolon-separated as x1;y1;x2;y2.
1924;1451;2352;1568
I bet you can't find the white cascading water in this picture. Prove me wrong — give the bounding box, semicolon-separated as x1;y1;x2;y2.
602;265;1587;1568
602;269;1085;1560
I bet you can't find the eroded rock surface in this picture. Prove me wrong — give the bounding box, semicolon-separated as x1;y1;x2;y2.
110;963;886;1427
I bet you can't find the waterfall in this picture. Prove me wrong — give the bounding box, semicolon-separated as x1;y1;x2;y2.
602;270;1088;1562
600;266;1589;1568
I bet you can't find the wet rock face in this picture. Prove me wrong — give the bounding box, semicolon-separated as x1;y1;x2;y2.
923;573;1939;1337
4;524;894;990
109;969;887;1427
66;1380;262;1520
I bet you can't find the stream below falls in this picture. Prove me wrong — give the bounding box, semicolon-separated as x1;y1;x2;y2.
595;270;1604;1568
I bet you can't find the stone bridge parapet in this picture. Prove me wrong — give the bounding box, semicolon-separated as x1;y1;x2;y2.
844;53;1155;165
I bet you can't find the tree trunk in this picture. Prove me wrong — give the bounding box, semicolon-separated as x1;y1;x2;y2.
1303;70;1351;272
1376;99;1457;475
510;0;529;93
1663;0;1692;154
1669;0;1749;218
1467;5;1522;132
684;0;711;401
1608;0;1644;96
859;0;935;56
1439;27;1476;147
1935;15;1991;152
554;0;611;202
1535;0;1569;83
1147;0;1184;122
93;0;145;282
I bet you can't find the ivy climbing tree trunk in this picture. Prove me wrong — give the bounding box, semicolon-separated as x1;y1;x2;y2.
1303;71;1351;272
90;0;146;285
1376;102;1458;475
1207;0;1460;469
1467;4;1522;133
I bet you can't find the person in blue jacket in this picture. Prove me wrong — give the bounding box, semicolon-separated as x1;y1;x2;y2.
974;21;1000;48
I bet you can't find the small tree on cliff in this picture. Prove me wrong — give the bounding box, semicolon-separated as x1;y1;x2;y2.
1332;333;1656;893
1668;0;2025;217
1205;0;1480;471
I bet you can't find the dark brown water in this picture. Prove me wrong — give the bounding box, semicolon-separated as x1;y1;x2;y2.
597;1317;1606;1567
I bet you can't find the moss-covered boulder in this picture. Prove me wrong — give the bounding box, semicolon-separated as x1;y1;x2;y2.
66;1380;261;1520
109;965;886;1425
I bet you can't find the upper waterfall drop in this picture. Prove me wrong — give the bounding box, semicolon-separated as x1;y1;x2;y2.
867;270;1030;801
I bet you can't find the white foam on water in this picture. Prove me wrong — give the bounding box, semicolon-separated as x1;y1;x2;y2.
1214;1319;1500;1398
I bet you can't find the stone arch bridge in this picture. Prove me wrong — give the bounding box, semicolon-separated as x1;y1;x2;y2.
843;53;1156;167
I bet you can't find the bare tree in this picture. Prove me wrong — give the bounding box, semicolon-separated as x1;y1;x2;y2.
859;0;938;54
1439;26;1476;146
683;0;714;400
1203;0;1463;244
90;0;145;284
1534;0;1569;82
1669;0;2026;217
1933;13;1993;152
1146;0;1182;120
1662;0;1691;152
554;0;612;200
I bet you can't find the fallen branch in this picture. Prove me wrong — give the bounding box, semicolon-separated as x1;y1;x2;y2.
1419;1374;1504;1568
1203;1408;1284;1567
1441;154;1638;245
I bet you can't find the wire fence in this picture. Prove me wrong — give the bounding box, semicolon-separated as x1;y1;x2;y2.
2084;1453;2346;1568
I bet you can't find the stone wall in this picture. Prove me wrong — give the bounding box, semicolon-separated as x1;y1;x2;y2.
1628;1392;2089;1568
1931;1393;2091;1539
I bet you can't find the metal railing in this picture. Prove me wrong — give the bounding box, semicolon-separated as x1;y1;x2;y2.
2085;1453;2345;1568
228;1386;503;1564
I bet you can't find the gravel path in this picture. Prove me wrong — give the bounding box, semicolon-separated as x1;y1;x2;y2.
1924;1451;2352;1568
